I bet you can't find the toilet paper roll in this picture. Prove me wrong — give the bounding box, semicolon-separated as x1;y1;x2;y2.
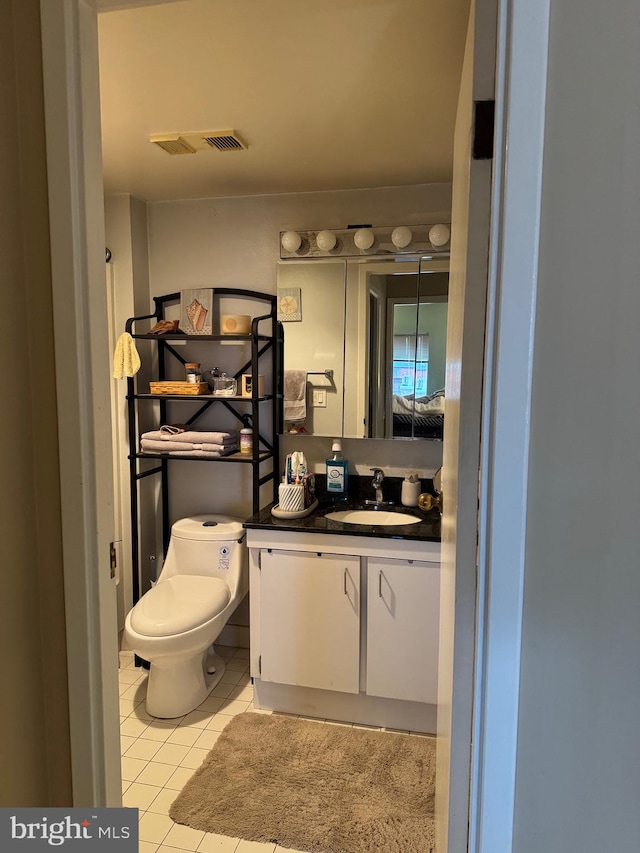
278;483;305;513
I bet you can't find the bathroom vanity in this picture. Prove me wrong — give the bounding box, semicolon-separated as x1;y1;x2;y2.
244;505;441;733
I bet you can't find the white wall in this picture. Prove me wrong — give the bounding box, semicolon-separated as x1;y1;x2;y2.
512;0;640;850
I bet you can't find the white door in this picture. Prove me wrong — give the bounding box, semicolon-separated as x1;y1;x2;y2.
260;550;360;693
366;558;440;704
436;0;497;850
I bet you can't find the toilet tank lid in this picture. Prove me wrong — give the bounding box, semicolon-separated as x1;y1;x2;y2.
171;514;245;541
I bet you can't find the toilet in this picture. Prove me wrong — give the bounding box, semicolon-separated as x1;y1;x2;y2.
124;514;248;718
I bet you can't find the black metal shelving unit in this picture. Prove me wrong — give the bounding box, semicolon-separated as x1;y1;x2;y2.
125;288;283;605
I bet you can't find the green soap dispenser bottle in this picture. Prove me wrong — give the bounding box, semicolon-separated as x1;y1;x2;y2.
326;439;349;501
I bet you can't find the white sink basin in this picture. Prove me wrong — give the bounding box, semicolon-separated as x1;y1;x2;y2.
324;509;421;526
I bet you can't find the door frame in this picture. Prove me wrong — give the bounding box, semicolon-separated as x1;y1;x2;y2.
40;0;121;806
39;0;551;844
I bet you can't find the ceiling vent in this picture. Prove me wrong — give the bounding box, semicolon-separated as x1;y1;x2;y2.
201;130;248;151
150;135;198;156
150;130;248;155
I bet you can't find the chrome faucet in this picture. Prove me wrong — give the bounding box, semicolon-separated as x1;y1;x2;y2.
370;468;385;503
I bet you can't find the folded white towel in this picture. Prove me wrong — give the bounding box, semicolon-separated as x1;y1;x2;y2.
113;332;141;379
141;430;236;444
141;439;186;453
168;449;236;457
284;370;307;423
141;439;237;453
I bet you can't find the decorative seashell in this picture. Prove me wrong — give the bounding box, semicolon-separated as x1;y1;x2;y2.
186;298;207;332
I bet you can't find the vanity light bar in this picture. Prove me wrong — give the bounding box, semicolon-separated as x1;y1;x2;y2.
279;224;451;260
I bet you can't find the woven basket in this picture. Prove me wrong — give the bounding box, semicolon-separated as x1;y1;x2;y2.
149;381;210;396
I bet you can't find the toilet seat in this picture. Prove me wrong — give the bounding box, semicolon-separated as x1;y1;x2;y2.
130;575;230;637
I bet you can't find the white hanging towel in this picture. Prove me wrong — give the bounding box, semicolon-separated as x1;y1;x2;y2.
284;370;308;423
113;332;141;379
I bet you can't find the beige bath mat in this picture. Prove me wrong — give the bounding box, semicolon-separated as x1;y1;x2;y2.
169;712;436;853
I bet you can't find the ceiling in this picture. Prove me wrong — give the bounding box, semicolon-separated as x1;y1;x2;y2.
97;0;470;203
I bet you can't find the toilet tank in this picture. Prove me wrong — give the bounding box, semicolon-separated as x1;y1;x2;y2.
159;515;248;600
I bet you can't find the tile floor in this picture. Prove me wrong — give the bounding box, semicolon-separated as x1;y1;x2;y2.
119;644;308;853
119;644;431;853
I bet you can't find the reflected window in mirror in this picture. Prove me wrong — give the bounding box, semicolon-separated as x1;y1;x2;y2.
392;328;429;397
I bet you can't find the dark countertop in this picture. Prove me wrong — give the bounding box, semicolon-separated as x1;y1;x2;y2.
243;499;441;542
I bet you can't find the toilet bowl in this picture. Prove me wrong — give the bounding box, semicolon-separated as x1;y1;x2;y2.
124;514;248;718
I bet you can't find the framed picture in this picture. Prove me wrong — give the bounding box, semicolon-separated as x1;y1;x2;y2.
180;288;214;334
277;287;302;322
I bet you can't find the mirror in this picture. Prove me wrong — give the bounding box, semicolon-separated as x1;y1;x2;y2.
278;256;448;439
278;261;346;438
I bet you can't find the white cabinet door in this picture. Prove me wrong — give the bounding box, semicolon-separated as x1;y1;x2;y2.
259;549;360;693
366;558;440;704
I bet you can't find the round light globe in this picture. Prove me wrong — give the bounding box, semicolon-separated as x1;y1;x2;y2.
354;228;375;250
429;223;451;247
391;226;413;249
281;231;302;253
316;230;337;251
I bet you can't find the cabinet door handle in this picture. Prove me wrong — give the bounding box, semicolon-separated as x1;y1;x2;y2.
378;570;383;598
344;568;348;595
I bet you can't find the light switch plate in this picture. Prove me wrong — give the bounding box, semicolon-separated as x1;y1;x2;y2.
312;389;327;407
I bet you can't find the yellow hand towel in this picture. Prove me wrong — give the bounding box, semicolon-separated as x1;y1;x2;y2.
113;332;141;379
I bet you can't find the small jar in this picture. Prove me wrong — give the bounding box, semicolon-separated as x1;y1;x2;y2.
401;476;421;507
185;363;201;383
240;428;253;455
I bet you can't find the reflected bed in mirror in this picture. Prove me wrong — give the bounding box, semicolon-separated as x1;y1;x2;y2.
278;256;448;440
